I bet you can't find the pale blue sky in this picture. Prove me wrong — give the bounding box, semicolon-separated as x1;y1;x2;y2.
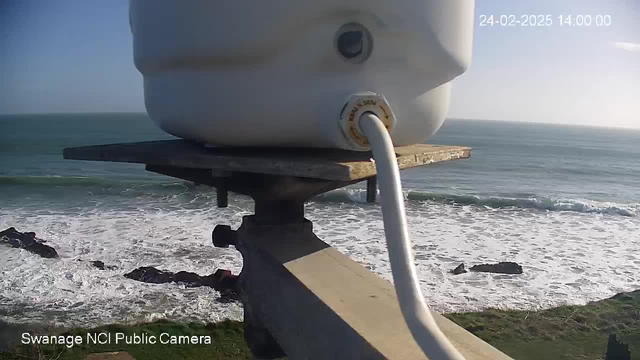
1;0;639;128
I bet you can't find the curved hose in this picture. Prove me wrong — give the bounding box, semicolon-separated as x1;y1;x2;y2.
359;112;466;360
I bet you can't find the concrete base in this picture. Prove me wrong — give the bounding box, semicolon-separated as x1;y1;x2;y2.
235;216;512;360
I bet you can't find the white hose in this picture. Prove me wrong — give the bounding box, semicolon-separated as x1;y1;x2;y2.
359;112;466;360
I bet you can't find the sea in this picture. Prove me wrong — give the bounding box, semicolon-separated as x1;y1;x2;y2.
1;113;639;327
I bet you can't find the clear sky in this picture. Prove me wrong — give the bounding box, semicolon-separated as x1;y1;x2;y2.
1;0;639;128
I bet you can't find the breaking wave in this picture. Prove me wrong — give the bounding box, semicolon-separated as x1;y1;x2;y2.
2;176;637;217
315;189;638;217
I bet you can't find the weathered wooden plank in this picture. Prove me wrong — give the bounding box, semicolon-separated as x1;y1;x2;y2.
64;140;470;181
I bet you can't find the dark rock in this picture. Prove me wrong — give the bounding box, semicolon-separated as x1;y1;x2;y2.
450;263;467;275
211;269;239;291
217;291;242;303
202;274;241;302
210;270;240;302
174;271;202;286
469;261;523;274
123;266;240;300
124;267;180;285
91;260;118;270
0;227;59;258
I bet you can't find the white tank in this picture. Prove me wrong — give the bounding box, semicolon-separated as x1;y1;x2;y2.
129;0;474;150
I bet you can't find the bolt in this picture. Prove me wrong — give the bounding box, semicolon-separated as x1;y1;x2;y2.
212;225;237;248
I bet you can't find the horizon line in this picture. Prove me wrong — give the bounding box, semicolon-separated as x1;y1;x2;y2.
447;117;640;131
1;112;638;131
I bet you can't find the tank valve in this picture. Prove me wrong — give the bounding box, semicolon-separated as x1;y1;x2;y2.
339;92;396;150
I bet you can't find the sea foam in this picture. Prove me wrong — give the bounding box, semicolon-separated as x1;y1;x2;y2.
1;197;638;327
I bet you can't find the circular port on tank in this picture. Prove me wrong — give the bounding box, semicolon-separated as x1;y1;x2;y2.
335;23;373;64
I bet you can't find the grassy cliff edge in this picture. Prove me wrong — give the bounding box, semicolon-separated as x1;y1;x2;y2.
1;290;638;360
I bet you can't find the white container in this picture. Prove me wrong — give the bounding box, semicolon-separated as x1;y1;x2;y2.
130;0;474;150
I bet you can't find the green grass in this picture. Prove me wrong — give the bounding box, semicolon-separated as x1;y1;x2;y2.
1;291;637;360
444;291;640;360
0;320;250;360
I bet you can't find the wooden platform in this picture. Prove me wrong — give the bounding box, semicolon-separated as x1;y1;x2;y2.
63;140;470;181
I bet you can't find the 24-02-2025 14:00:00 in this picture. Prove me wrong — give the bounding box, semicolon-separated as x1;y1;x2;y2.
478;14;612;27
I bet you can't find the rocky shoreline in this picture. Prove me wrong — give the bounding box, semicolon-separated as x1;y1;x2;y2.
0;227;527;302
0;227;241;302
123;266;240;302
449;261;523;275
1;226;526;276
0;226;637;359
1;289;637;359
0;227;58;258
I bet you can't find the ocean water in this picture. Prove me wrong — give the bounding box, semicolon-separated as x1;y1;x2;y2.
1;113;639;327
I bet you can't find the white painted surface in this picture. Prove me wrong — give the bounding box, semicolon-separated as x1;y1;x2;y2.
129;0;475;150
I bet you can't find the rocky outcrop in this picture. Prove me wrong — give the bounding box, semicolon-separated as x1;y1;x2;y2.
450;261;523;275
470;262;523;274
210;270;242;303
0;227;58;258
125;267;203;286
124;267;239;301
450;263;467;275
91;260;118;271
